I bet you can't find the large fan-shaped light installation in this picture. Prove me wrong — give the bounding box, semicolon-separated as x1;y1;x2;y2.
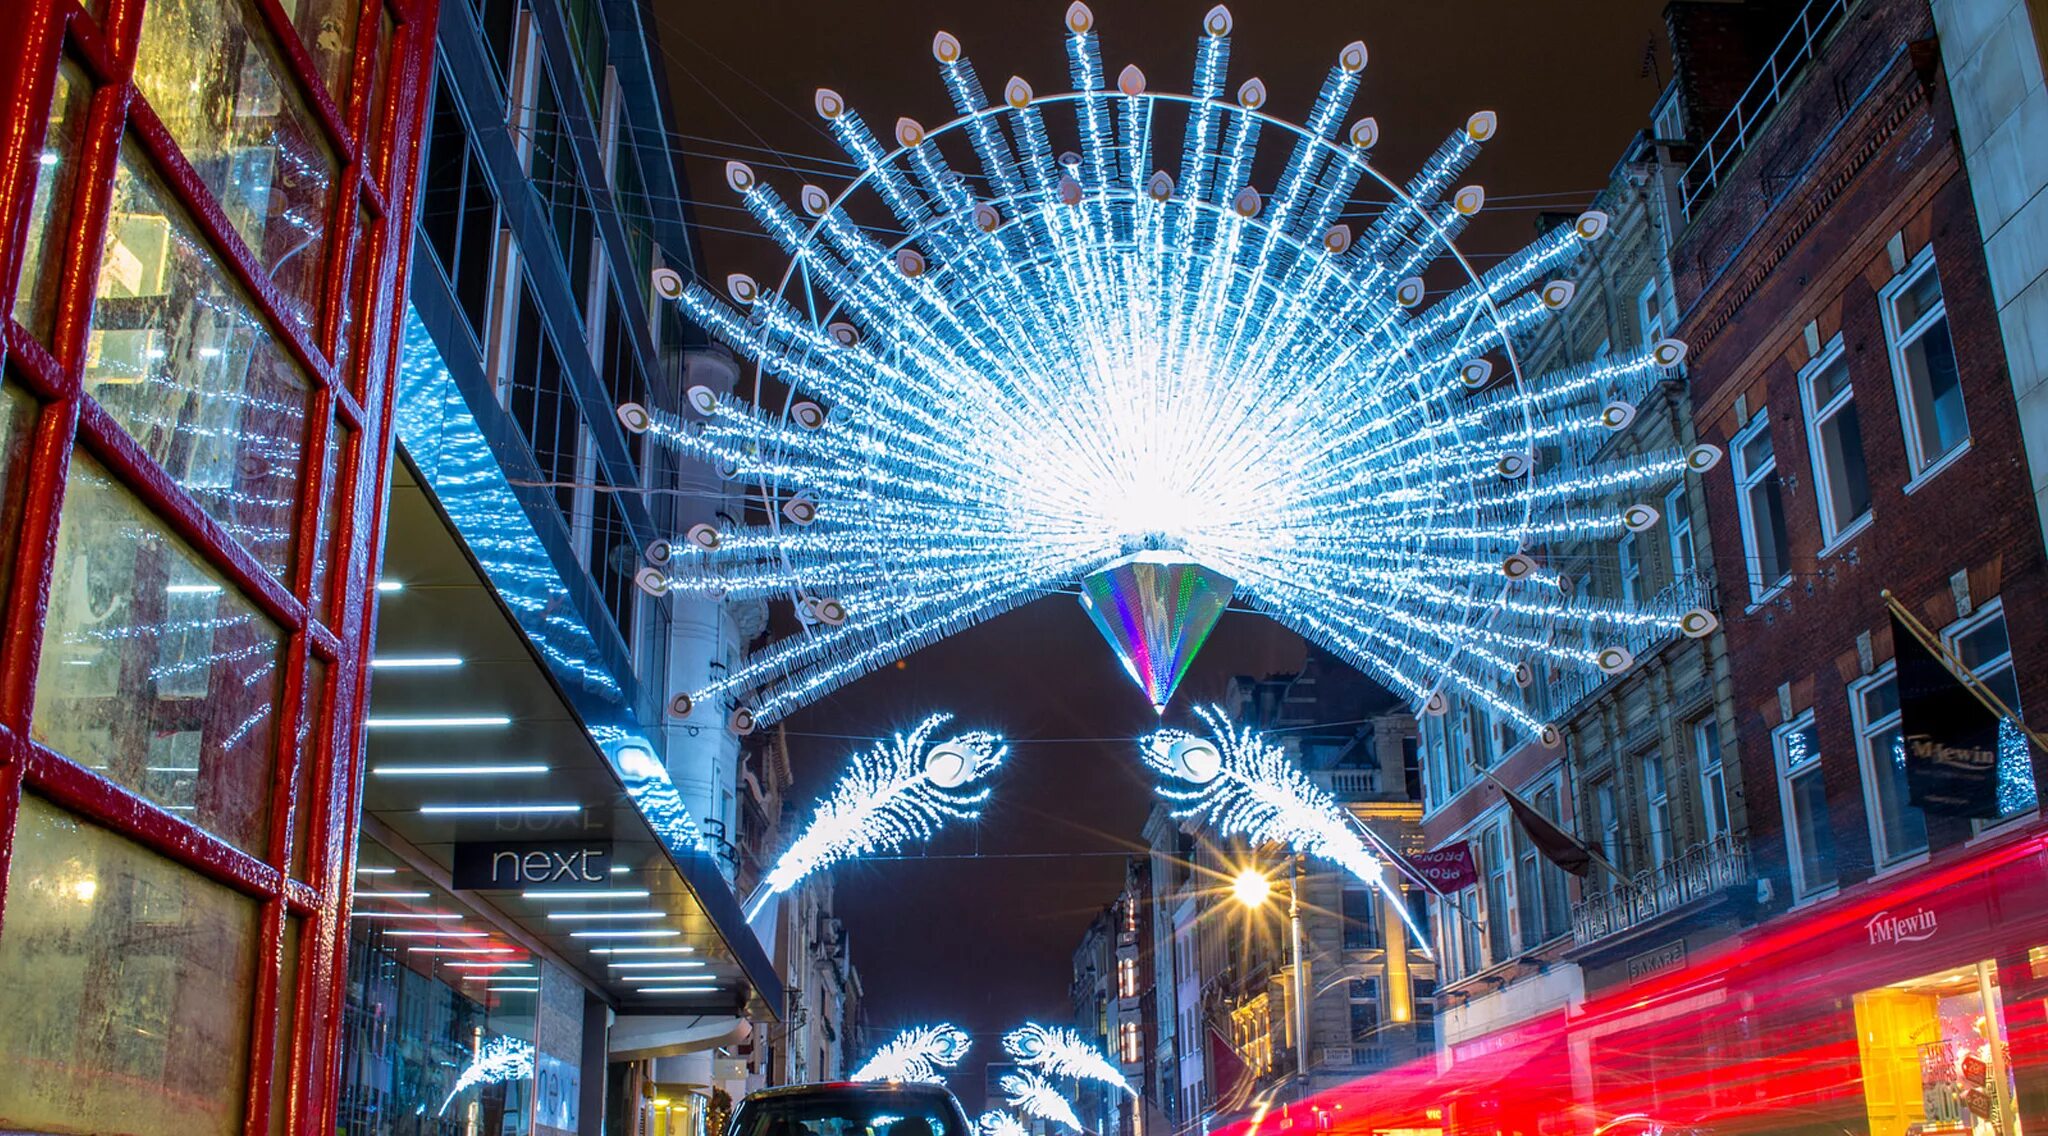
747;715;1006;918
852;1024;973;1083
1001;1071;1086;1133
629;3;1722;732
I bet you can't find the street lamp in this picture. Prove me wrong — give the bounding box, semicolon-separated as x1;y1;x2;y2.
1231;862;1308;1097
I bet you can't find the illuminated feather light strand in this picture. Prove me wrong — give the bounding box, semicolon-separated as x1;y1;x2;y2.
1142;705;1434;955
1003;1023;1136;1096
979;1112;1033;1136
439;1036;534;1115
747;715;1006;918
851;1024;972;1083
626;3;1723;737
1001;1070;1086;1133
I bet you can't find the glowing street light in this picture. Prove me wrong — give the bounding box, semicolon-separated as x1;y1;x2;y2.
1233;859;1308;1097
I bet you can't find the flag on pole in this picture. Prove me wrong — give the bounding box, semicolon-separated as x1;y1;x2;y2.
1500;783;1596;877
1406;844;1479;892
1892;608;2004;818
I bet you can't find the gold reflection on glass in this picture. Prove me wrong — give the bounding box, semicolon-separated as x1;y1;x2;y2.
0;383;37;611
132;0;336;333
89;142;312;578
0;794;259;1136
33;456;286;855
277;0;360;107
13;62;91;342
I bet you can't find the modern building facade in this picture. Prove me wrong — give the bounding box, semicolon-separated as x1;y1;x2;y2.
0;0;440;1132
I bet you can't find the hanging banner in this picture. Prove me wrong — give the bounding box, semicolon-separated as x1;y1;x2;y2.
1408;843;1478;892
1892;610;2003;818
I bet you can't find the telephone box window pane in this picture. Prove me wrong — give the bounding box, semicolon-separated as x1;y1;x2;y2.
33;457;287;856
0;382;37;613
89;142;313;578
0;794;259;1136
133;0;337;334
13;62;92;342
268;915;303;1136
291;656;329;879
277;0;360;107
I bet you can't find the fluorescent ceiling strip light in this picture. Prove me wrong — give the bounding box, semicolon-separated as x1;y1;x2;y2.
385;931;487;939
568;929;680;939
375;764;549;777
371;656;465;669
165;584;223;595
356;867;398;875
588;947;697;955
620;974;718;983
421;804;580;815
408;947;517;954
356;891;432;899
610;865;631;874
634;986;723;995
546;911;664;922
524;889;652;900
368;715;512;729
377;580;405;592
353;912;461;920
607;961;709;969
449;961;535;970
486;985;540;992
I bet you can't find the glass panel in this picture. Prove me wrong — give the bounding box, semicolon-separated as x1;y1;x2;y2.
1739;423;1773;473
13;62;92;342
1895;265;1943;329
33;456;287;855
89;142;314;578
0;383;38;620
277;0;360;107
309;410;348;613
269;916;302;1136
0;794;260;1136
292;656;329;879
1786;751;1838;895
1816;397;1870;529
1746;472;1789;587
365;12;396;182
133;0;337;334
1903;317;1967;466
331;205;375;394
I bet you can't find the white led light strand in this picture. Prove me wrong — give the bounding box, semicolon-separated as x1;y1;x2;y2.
1000;1070;1085;1133
850;1024;973;1083
631;3;1723;735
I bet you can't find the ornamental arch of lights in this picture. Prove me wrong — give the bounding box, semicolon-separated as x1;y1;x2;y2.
624;2;1723;739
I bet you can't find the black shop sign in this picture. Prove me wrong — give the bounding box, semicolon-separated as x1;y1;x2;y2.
452;841;614;889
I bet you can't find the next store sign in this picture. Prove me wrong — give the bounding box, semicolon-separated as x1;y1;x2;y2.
452;841;614;889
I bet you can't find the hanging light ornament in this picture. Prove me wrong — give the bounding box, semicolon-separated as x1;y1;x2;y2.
746;715;1006;918
1001;1070;1086;1133
627;3;1719;730
1004;1022;1137;1096
851;1024;973;1083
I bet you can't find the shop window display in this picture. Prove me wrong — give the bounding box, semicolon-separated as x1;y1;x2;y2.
1854;962;2021;1136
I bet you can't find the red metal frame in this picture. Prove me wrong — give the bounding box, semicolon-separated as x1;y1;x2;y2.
0;0;437;1126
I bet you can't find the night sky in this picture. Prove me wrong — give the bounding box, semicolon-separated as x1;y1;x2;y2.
649;0;1671;1103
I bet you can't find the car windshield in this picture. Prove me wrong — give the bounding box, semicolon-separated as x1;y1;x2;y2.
736;1091;961;1136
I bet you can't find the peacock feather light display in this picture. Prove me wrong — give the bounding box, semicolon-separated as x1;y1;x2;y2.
1000;1070;1086;1133
1003;1023;1135;1096
851;1023;973;1083
1142;706;1433;953
627;3;1723;734
747;714;1005;918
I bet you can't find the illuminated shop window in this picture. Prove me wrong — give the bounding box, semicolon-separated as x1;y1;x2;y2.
1853;962;2019;1136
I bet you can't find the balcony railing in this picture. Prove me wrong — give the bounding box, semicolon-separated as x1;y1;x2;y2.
1572;833;1751;947
1679;0;1853;216
1313;768;1381;799
1314;1043;1429;1071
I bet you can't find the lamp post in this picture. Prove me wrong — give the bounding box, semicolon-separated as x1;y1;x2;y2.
1233;861;1310;1098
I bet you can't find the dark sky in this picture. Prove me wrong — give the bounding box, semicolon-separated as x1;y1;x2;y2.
645;0;1672;1103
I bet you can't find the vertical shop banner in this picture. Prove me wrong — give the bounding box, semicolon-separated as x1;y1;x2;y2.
1892;612;2003;818
1407;844;1479;892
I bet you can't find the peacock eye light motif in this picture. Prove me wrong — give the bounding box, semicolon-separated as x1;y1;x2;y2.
628;3;1722;735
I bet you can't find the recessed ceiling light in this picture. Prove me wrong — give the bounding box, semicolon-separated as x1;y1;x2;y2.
607;961;709;969
589;946;697;955
525;889;653;900
421;803;580;815
619;974;718;983
375;764;549;777
356;891;432;899
371;656;465;669
634;986;723;994
568;929;680;939
547;911;664;922
377;580;405;592
368;715;512;729
352;912;462;920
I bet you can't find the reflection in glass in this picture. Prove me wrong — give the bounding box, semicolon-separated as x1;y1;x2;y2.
0;794;259;1136
277;0;360;107
132;0;336;333
13;62;91;342
89;142;312;578
0;384;38;618
33;456;286;855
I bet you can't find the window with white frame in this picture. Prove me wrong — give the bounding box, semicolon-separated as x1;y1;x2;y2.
1515;783;1571;945
1850;665;1927;867
1642;751;1673;867
1653;96;1685;142
1341;881;1380;949
1944;600;2038;821
1732;412;1792;601
1120;1020;1142;1063
1618;532;1642;603
1591;774;1622;870
1666;484;1695;577
1883;248;1969;477
1637;278;1664;348
1481;823;1512;963
1693;716;1730;842
1117;955;1139;999
1775;713;1838;900
1798;338;1871;543
1455;886;1482;975
1348;978;1380;1045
